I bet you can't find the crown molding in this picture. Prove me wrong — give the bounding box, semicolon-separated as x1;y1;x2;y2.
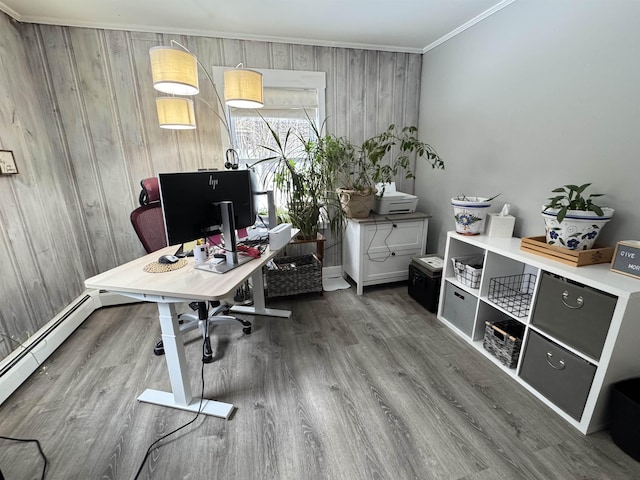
1;0;516;55
423;0;517;53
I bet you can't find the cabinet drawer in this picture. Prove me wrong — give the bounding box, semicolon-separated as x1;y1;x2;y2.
442;283;476;337
520;330;596;421
531;272;616;360
363;221;424;255
363;251;415;282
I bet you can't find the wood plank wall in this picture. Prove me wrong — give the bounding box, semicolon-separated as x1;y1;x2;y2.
0;10;421;361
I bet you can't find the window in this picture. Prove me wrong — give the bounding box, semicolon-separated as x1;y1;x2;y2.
212;67;325;163
212;67;326;215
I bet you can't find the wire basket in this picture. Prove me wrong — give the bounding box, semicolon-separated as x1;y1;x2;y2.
488;273;537;317
450;255;484;288
483;319;525;368
265;254;322;298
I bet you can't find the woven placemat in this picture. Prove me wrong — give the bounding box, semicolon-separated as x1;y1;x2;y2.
143;258;188;273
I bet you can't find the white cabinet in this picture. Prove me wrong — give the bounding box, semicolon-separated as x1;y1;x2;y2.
438;231;640;434
343;212;430;295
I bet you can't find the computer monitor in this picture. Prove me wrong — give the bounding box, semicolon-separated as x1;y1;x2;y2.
158;169;258;250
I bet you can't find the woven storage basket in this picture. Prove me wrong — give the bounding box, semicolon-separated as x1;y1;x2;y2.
483;319;525;368
451;255;484;288
265;253;322;298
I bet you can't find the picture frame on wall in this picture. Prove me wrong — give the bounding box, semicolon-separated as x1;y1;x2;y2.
0;150;18;175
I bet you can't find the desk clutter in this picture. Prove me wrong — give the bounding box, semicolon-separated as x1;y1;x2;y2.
143;258;188;273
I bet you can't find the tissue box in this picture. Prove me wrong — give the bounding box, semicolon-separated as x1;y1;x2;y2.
486;213;515;238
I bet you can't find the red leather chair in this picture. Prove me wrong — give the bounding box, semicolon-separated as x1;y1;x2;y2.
130;178;167;254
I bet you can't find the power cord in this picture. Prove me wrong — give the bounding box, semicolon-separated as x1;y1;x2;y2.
365;216;396;262
134;323;210;479
0;434;48;479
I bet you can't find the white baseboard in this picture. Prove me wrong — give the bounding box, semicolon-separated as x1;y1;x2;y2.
0;289;141;406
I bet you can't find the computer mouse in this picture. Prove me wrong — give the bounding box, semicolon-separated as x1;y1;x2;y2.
158;254;179;264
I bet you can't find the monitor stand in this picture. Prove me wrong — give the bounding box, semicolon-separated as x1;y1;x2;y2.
206;254;253;274
194;200;253;274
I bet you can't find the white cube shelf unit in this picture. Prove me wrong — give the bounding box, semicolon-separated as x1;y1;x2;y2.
438;231;640;434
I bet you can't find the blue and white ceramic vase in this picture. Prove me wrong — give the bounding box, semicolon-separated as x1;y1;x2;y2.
451;197;492;235
541;207;615;250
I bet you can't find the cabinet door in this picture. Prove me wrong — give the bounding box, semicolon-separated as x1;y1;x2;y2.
363;221;424;255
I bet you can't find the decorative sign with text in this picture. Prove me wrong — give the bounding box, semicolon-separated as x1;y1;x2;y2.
611;241;640;279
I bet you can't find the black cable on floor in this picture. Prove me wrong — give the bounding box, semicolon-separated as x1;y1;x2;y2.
133;325;209;480
0;434;48;479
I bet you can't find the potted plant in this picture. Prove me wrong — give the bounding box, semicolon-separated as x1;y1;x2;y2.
250;120;344;240
451;194;501;235
542;183;615;250
325;125;444;218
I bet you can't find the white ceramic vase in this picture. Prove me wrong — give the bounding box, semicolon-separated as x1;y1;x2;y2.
541;206;615;250
451;197;492;235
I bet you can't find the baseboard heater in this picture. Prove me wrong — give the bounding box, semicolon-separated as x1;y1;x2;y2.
0;293;99;406
1;295;93;378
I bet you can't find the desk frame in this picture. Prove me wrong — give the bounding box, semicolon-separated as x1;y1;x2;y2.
86;239;294;418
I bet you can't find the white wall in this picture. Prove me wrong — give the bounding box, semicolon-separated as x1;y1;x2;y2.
416;0;640;255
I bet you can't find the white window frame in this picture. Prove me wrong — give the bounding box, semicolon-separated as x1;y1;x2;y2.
211;66;326;151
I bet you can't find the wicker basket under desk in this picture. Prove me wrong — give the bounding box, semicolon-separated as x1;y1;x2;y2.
265;253;323;298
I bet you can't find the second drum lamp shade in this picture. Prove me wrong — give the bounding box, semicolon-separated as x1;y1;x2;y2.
156;97;196;129
224;69;264;108
150;46;199;96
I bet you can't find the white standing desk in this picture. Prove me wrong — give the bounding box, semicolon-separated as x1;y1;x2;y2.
85;238;294;419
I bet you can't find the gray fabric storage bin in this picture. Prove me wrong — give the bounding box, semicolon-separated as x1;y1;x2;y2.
442;283;476;337
520;330;596;420
530;272;616;360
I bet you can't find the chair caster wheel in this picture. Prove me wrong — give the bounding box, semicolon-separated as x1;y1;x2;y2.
202;353;214;364
154;340;165;356
243;326;252;334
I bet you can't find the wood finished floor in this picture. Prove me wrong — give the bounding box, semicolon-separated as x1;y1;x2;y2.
1;283;639;480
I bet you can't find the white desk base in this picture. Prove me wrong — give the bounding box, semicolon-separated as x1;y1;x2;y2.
230;262;292;318
137;389;233;419
86;240;298;419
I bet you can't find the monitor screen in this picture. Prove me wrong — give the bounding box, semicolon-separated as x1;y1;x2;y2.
158;170;258;246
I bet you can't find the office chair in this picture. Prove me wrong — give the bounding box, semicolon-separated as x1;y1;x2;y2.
130;178;251;363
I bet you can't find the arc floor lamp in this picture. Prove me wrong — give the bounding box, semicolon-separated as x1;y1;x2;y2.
149;41;263;136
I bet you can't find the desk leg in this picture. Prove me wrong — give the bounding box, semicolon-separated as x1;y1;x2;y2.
137;302;234;419
230;266;292;318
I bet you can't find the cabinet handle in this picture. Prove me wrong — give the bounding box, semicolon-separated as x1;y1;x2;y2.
561;291;584;309
546;352;566;370
454;291;465;301
391;252;396;256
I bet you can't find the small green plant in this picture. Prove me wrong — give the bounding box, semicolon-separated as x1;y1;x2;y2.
544;183;605;223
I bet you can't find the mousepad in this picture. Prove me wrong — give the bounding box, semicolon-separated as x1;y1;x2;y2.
143;258;188;273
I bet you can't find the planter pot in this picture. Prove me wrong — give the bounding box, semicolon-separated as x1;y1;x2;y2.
451;197;492;235
337;187;377;218
541;207;615;250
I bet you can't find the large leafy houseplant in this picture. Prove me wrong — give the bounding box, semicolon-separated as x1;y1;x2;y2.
359;125;444;194
323;124;444;218
250;120;344;239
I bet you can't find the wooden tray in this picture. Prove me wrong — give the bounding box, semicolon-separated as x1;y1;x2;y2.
520;236;614;267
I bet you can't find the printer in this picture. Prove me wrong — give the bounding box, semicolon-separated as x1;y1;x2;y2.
372;182;418;215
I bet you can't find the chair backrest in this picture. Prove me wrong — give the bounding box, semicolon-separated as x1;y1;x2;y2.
130;178;167;253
